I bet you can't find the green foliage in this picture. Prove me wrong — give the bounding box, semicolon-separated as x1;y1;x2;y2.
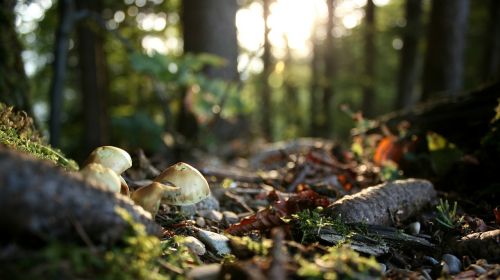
435;199;463;230
0;103;78;170
292;208;350;244
111;111;164;152
426;132;463;176
296;246;382;279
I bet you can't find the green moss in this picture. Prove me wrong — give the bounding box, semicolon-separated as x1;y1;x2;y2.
296;246;382;279
292;208;351;243
0;103;78;170
228;236;273;256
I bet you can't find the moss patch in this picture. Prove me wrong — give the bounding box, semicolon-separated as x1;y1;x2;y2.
0;103;78;170
296;246;382;279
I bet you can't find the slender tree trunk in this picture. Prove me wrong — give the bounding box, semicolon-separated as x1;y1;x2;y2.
483;0;500;82
49;0;74;147
309;25;322;136
182;0;238;81
0;0;33;114
395;0;422;110
321;0;336;136
180;0;238;158
422;0;469;100
362;0;376;117
284;37;299;133
76;0;110;155
260;0;273;140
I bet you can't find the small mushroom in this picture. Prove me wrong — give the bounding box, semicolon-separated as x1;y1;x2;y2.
131;182;171;216
85;146;132;195
119;176;130;196
80;163;121;193
155;162;211;206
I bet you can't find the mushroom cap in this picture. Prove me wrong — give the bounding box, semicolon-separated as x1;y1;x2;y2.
80;163;121;193
154;162;210;206
131;182;171;215
86;146;132;175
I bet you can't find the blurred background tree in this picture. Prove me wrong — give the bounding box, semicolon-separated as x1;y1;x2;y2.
0;0;498;163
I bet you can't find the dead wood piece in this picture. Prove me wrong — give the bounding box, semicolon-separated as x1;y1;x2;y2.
326;179;436;226
451;229;500;261
0;147;161;244
319;229;390;256
319;224;435;257
268;228;287;280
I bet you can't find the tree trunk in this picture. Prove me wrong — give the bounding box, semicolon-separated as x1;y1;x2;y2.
260;0;273;140
321;0;336;136
422;0;469;100
0;0;33;114
49;0;74;147
394;0;422;110
309;25;322;136
181;0;239;152
182;0;238;81
362;0;376;117
76;0;110;155
284;37;299;133
483;0;500;82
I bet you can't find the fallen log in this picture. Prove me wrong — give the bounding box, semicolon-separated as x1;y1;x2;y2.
325;179;436;226
371;82;500;152
450;229;500;261
0;146;161;245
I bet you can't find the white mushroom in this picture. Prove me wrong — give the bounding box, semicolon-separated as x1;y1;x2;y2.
80;163;121;193
155;162;211;206
84;146;132;195
85;146;132;174
130;162;211;215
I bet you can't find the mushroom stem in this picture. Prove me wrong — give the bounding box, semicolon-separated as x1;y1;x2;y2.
131;182;172;216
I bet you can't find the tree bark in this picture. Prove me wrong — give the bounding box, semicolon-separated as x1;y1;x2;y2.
49;0;74;147
0;146;160;244
182;0;238;81
76;0;111;155
422;0;469;100
0;0;33;114
483;0;500;82
321;0;336;136
395;0;422;110
362;0;376;117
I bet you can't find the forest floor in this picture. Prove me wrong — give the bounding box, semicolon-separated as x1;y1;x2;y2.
0;102;499;279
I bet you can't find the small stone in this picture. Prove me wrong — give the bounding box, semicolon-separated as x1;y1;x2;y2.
180;236;206;255
222;211;239;225
196;216;206;227
197;229;231;256
423;256;439;266
379;263;386;274
407;221;421;235
186;264;221;280
442;254;461;275
199;209;223;222
469;264;486;275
